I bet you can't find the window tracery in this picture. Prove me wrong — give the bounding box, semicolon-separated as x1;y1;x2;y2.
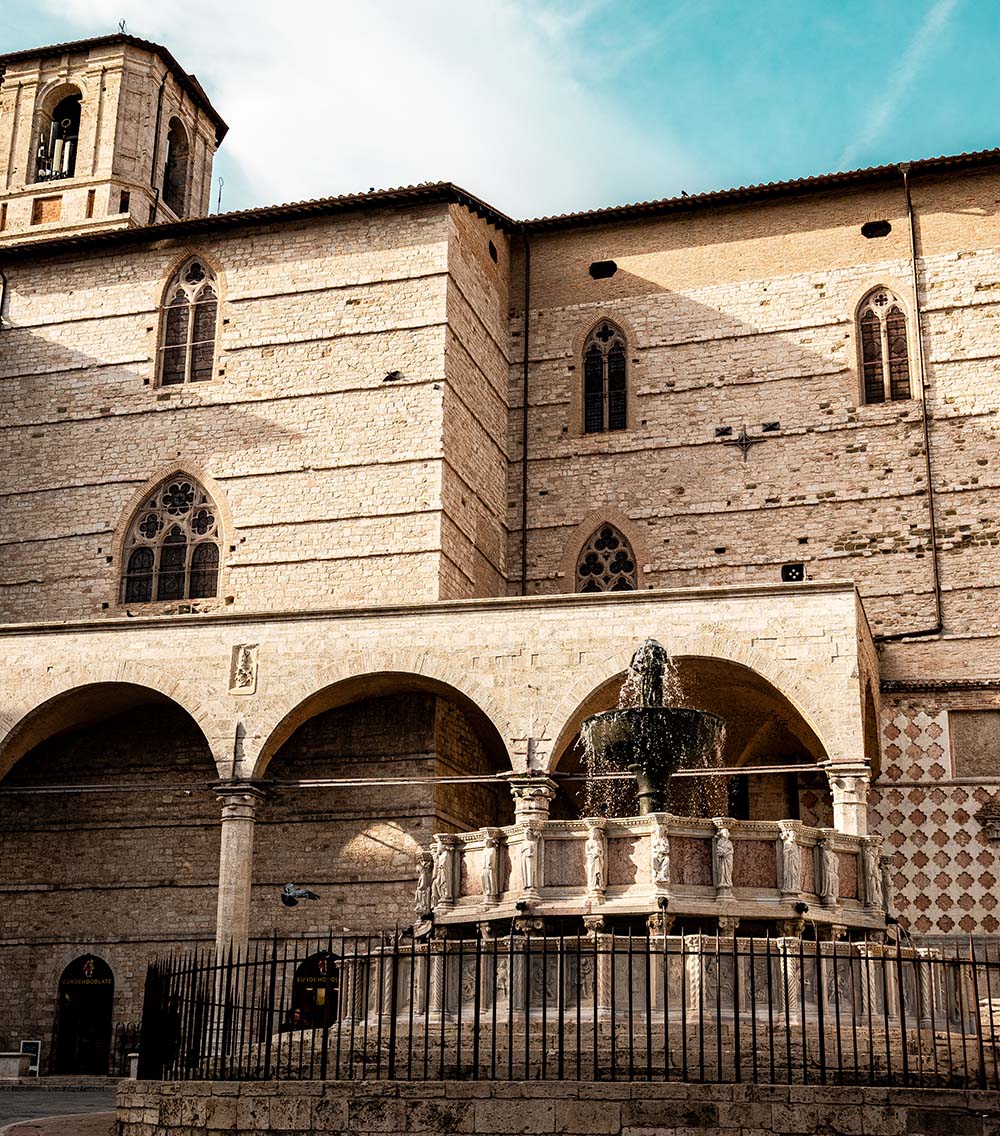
121;477;221;603
583;322;627;434
158;259;218;386
858;288;911;404
576;525;637;592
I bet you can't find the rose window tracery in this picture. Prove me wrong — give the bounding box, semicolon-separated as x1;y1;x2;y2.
121;477;221;604
576;525;637;592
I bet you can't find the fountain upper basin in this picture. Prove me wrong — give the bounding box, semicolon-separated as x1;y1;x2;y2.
582;706;725;814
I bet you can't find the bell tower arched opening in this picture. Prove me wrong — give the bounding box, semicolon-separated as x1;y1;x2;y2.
34;90;82;183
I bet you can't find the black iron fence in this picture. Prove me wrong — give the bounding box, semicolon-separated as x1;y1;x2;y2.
138;931;1000;1087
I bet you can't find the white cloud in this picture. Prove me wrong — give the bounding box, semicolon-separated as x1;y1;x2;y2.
34;0;698;217
838;0;961;169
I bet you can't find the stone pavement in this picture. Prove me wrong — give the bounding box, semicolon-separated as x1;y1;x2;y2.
0;1091;117;1135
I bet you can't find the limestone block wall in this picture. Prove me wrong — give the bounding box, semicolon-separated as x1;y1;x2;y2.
116;1079;1000;1136
440;206;511;598
0;203;464;622
509;170;1000;658
249;694;508;936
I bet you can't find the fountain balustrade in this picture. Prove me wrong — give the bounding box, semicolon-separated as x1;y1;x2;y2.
423;815;888;936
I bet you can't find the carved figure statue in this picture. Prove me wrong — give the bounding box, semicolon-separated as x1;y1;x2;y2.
480;831;499;901
714;827;734;891
431;839;453;906
521;827;539;892
820;839;839;904
779;829;800;893
864;846;883;909
585;826;605;892
651;826;670;887
880;854;895;916
415;852;433;914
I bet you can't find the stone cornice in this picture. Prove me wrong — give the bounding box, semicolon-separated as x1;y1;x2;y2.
0;579;860;638
881;678;1000;693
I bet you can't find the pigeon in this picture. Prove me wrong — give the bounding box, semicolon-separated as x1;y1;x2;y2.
280;883;319;907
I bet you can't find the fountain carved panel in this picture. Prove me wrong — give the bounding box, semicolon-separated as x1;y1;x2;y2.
424;817;887;935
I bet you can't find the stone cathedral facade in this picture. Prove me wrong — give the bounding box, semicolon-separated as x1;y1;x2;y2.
2;32;1000;1073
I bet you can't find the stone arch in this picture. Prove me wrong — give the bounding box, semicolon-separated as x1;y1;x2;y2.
0;669;229;782
863;678;882;778
542;639;838;777
162;117;190;216
570;310;641;361
557;507;648;593
249;656;514;780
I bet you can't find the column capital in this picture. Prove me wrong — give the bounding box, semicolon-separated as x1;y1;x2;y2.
822;762;871;836
500;771;557;824
213;780;270;819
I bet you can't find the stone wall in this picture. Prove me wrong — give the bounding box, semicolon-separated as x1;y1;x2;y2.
0;202;456;622
116;1079;1000;1136
509;169;1000;664
250;693;509;935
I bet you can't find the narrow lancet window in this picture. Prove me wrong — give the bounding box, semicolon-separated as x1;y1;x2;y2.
859;288;911;403
121;476;221;603
576;525;637;592
158;259;219;386
583;322;628;433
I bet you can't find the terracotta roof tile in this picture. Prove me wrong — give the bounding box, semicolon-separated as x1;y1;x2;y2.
0;33;227;142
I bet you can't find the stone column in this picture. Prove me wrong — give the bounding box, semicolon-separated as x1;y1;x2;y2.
502;772;557;825
826;764;871;836
214;782;268;958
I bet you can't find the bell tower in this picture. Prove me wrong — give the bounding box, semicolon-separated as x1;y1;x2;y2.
0;34;227;245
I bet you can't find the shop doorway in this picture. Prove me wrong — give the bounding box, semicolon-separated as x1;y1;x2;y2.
54;955;114;1074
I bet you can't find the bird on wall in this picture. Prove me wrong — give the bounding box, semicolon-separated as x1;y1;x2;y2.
280;883;320;907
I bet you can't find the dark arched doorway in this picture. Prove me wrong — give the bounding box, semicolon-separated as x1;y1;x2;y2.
54;955;114;1073
288;951;339;1030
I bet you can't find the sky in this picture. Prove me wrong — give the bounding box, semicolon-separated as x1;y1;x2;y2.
2;0;997;219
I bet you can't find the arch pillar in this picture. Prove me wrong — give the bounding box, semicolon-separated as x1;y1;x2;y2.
825;763;871;836
214;781;268;956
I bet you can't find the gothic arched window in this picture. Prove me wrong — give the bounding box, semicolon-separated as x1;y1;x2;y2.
577;525;637;592
162;119;189;217
858;288;911;404
158;258;218;386
121;476;221;603
583;322;628;434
